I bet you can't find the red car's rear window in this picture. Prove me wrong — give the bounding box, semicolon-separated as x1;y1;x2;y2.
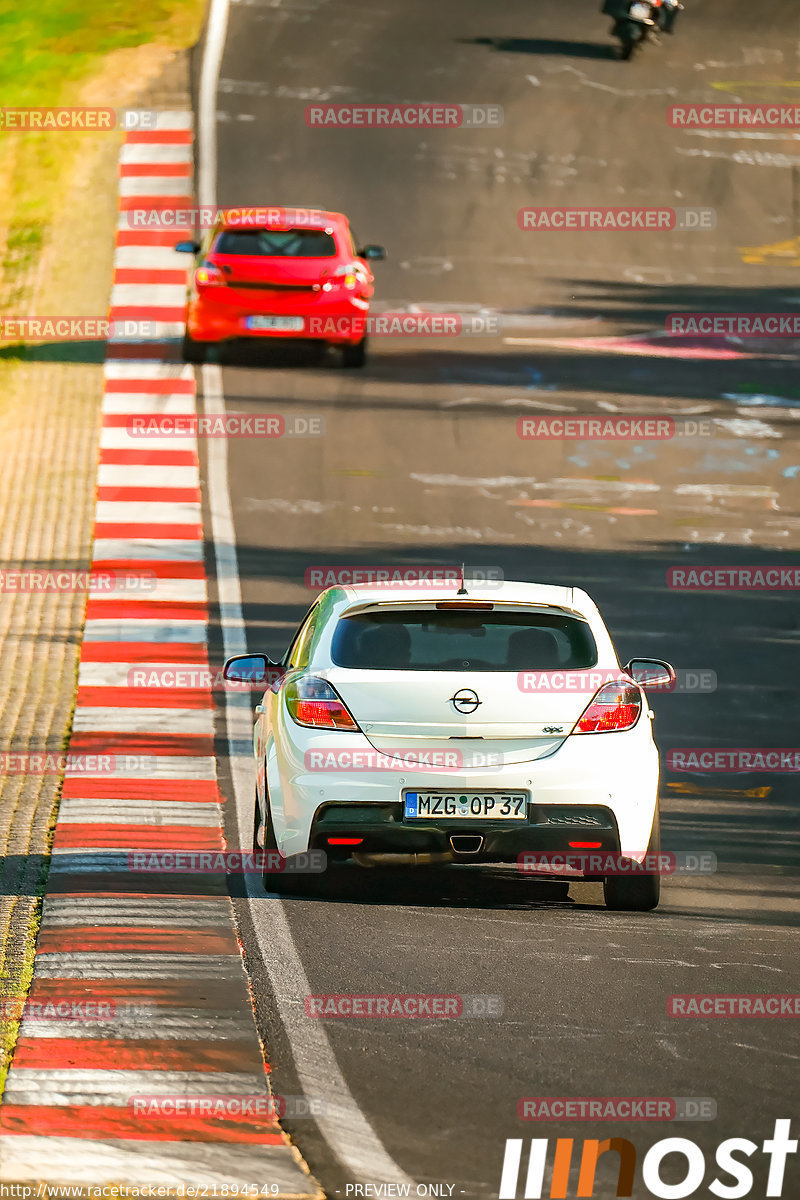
213;229;338;257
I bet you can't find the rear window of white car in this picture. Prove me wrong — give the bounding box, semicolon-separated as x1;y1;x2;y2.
213;229;337;257
330;610;598;672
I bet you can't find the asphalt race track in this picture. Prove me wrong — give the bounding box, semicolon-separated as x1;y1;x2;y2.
195;1;800;1195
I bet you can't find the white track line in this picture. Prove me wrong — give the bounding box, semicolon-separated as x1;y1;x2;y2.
198;0;231;216
203;365;417;1186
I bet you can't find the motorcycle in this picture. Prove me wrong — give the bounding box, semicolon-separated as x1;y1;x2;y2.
602;0;682;60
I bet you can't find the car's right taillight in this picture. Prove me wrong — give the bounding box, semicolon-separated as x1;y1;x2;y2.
572;680;642;734
285;676;359;731
195;264;225;287
322;264;361;293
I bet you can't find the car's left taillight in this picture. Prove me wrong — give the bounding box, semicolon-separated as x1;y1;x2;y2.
285;676;359;731
572;680;642;734
195;264;225;287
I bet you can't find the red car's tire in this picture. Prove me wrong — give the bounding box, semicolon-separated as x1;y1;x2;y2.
340;337;367;368
182;332;208;364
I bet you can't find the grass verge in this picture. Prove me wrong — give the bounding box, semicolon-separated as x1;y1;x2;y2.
0;0;205;309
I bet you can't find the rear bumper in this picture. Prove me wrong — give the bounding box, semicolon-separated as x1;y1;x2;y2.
266;722;660;859
186;293;369;345
311;800;622;864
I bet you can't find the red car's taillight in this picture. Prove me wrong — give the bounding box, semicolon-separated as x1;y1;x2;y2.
322;263;365;293
322;273;358;293
285;677;359;731
195;264;225;287
572;680;642;734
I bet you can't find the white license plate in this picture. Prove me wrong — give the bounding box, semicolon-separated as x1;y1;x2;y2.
404;792;528;820
244;315;304;332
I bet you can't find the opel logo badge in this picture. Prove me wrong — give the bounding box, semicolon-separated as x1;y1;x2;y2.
450;688;481;715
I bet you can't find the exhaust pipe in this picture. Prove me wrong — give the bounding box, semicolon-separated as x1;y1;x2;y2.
449;834;484;855
352;851;453;868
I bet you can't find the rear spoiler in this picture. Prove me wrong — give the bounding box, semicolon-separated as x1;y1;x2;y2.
339;599;591;621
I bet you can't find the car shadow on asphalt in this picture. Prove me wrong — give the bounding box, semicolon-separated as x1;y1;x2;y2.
257;863;592;910
255;867;800;927
457;36;616;60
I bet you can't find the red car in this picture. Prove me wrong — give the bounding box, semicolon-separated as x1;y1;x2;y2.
176;208;385;367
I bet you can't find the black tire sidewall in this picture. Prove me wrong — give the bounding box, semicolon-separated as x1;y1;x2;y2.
603;807;662;910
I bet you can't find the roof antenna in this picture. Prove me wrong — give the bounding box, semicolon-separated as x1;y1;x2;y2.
456;562;468;595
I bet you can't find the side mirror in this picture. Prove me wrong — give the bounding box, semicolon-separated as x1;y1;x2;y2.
624;658;676;690
223;653;281;686
359;245;386;261
175;240;200;254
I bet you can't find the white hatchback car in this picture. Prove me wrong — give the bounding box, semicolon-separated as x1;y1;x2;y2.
224;581;674;910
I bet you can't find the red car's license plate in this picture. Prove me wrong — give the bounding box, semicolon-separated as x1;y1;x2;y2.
244;315;304;332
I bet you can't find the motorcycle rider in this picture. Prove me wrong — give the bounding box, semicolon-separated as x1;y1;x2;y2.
601;0;681;35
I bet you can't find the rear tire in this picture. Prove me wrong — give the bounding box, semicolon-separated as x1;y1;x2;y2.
257;782;290;890
182;331;207;364
252;790;262;854
340;337;367;368
256;780;336;896
616;20;642;58
603;808;661;911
